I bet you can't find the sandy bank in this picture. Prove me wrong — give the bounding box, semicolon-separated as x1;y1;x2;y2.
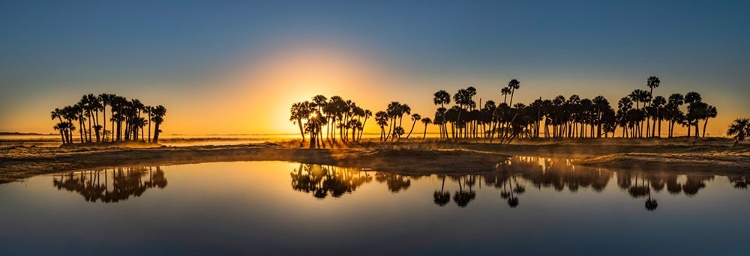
1;138;749;183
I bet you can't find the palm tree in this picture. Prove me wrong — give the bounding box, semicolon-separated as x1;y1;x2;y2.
420;117;432;141
504;80;520;140
358;109;372;141
130;99;144;141
592;96;610;138
727;118;749;146
61;105;77;144
375;111;389;141
617;97;633;137
87;94;103;142
453;87;476;139
111;96;127;141
501;87;511;104
702;105;717;138
685;91;702;104
50;108;64;127
667;93;684;137
687;101;708;138
647;76;660;96
684;92;702;137
405;113;421;139
507;79;521;107
51;108;68;144
385;101;401;139
150;105;167;143
433;90;451;139
73;103;86;143
290;102;308;143
53;122;68;144
646;76;660;137
651;96;666;137
147;106;155;143
98;93;113;142
392;126;405;141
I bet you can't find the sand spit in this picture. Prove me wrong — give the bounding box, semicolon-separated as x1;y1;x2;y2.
1;138;749;183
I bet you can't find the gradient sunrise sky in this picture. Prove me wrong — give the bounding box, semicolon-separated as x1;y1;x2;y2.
1;1;748;136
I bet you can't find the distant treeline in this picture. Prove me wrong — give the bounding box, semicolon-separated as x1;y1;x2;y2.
290;76;746;147
51;93;166;144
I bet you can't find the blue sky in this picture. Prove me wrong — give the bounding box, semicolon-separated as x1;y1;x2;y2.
1;0;748;134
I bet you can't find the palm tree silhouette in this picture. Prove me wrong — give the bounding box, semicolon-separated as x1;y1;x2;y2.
507;79;521;107
433;90;451;139
53;122;68;144
405;113;421;139
646;76;660;137
290;102;309;144
651;96;666;137
701;105;717;138
358;109;372;141
420;117;432;141
593;96;610;138
150;105;167;143
375;111;389;141
453;87;476;139
684;91;702;137
727;118;750;146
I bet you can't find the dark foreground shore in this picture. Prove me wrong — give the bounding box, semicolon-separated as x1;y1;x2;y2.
1;138;749;183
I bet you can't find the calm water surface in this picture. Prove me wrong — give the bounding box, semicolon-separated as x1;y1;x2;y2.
1;157;749;255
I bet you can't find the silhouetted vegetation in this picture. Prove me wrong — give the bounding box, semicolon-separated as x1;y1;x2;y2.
290;77;734;145
727;118;750;146
51;93;167;145
290;96;371;148
52;166;167;203
285;157;724;211
290;164;373;199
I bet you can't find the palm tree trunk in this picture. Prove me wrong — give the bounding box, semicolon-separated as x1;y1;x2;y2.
702;119;708;138
693;123;699;138
657;118;662;138
103;104;107;142
150;122;159;143
148;111;152;143
406;120;417;139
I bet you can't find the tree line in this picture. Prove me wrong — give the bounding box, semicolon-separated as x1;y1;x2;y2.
290;76;750;147
51;93;167;145
430;77;719;142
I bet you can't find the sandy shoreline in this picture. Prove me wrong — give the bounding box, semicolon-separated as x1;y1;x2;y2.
1;138;749;183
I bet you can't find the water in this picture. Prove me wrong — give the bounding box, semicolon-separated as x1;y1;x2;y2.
1;158;749;255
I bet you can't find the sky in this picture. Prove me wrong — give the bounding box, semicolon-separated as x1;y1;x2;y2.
1;0;748;136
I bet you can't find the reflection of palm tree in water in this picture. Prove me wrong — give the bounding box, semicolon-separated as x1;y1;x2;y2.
665;174;682;194
52;166;167;203
645;179;658;211
290;164;373;199
433;175;451;206
452;176;476;208
375;173;411;193
728;176;749;189
682;175;711;196
508;175;525;208
627;173;649;198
